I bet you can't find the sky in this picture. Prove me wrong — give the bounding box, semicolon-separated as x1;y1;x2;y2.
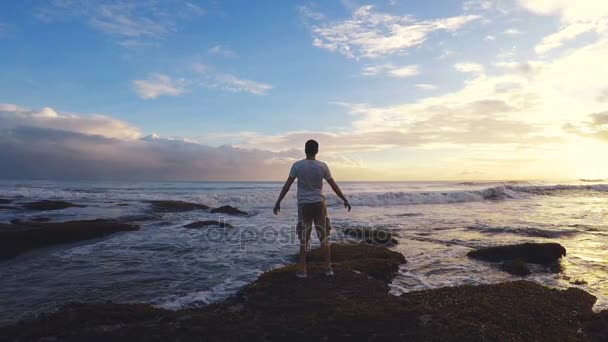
1;0;608;181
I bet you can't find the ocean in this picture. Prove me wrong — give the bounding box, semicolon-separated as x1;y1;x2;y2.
0;179;607;325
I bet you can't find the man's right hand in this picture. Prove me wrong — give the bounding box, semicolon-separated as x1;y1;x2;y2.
273;202;281;215
344;200;352;212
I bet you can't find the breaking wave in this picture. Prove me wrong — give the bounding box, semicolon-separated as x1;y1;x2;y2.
1;182;607;209
507;183;608;194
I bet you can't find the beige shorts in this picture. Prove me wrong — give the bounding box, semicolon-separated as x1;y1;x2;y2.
297;201;331;243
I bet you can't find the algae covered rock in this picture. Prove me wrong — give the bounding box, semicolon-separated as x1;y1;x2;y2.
467;242;566;265
0;219;139;259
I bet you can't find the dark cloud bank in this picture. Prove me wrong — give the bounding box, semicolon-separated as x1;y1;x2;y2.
0;126;297;181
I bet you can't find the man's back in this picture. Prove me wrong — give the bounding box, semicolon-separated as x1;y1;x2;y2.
289;159;332;204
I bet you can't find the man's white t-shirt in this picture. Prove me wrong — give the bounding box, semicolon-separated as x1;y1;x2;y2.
289;159;333;204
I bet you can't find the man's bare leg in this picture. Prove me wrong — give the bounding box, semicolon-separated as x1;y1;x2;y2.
298;238;308;275
321;239;331;269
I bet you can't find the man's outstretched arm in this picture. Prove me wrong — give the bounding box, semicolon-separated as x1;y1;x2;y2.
274;177;295;215
327;178;351;212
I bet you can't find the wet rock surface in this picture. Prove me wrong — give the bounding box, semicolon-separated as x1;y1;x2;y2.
343;227;398;246
147;201;209;212
184;220;234;229
0;199;12;204
0;219;139;259
10;217;51;224
467;242;566;264
22;200;86;211
210;205;249;215
1;243;605;341
501;259;531;276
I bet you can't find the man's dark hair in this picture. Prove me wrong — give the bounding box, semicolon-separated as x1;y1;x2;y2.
305;139;319;155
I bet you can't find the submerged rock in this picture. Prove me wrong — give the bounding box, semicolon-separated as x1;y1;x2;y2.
501;259;531;276
184;220;234;229
2;242;606;341
467;242;566;265
10;217;51;224
210;205;248;215
343;227;398;246
0;199;12;204
22;200;86;211
148;200;209;212
0;219;139;259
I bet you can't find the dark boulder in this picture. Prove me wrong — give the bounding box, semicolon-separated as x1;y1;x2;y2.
22;200;86;211
343;227;398;246
184;220;234;229
467;242;566;265
501;259;531;276
0;219;139;259
210;205;248;215
148;200;209;212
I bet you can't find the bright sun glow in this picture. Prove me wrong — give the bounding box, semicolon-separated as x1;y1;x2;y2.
567;138;608;180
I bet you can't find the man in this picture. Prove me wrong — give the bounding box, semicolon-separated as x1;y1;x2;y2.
273;139;351;278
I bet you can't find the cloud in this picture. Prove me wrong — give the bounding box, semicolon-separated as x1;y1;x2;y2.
212;74;273;95
191;64;273;95
535;21;603;54
485;35;496;41
133;73;188;99
415;84;438;90
517;0;608;23
208;44;238;58
0;103;381;181
361;64;420;78
503;28;522;35
564;111;608;142
304;5;480;58
0;104;140;140
297;5;326;21
37;0;204;46
494;61;546;75
517;0;608;54
0;104;296;181
454;62;485;73
598;88;608;103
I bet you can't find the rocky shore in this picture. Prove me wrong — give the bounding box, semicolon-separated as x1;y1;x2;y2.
1;243;606;341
